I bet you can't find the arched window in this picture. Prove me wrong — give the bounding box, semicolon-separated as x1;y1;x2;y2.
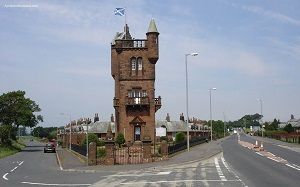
131;57;136;71
137;57;143;70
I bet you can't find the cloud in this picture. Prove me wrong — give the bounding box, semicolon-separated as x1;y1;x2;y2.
265;37;300;60
241;5;300;26
165;35;266;76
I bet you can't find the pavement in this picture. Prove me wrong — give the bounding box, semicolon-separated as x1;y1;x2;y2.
56;138;224;172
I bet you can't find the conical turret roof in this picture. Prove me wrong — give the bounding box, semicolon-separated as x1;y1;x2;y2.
147;18;158;33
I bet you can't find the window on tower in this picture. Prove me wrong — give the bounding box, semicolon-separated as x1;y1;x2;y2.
130;57;143;76
131;58;136;71
137;57;143;70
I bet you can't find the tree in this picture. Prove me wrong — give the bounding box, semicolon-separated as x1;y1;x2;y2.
116;133;125;147
265;118;280;131
0;91;43;145
283;124;294;133
0;90;43;128
175;132;185;143
0;125;11;145
81;133;103;146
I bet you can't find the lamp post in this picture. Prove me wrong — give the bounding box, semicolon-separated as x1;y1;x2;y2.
185;52;198;152
209;88;217;141
86;120;89;166
258;99;263;137
223;112;226;138
60;113;72;150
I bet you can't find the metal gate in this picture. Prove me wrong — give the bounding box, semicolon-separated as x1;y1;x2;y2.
115;146;143;164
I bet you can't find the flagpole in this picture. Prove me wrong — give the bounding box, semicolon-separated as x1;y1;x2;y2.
124;7;127;39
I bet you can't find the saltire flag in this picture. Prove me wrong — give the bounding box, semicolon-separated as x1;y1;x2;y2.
114;8;125;16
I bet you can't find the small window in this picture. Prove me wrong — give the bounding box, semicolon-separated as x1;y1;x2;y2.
134;126;141;141
131;58;136;70
142;90;147;97
128;90;132;98
137;58;142;70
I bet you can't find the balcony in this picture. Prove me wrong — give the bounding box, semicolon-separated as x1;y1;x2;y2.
155;96;162;112
115;39;147;49
126;97;150;106
113;97;119;108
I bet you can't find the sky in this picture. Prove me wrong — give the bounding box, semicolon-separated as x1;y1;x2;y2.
1;0;300;127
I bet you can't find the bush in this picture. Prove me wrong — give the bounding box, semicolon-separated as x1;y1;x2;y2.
81;133;102;146
116;133;125;147
97;148;106;158
175;132;185;143
160;136;168;142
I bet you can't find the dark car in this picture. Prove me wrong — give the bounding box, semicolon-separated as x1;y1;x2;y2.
44;143;56;153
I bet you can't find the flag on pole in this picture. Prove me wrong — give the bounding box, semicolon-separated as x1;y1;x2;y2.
114;8;125;16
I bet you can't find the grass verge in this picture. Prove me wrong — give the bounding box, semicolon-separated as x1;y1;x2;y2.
0;140;26;159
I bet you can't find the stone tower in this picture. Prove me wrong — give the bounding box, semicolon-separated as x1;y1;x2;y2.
111;19;161;144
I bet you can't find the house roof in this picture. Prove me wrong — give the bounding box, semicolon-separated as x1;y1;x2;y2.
287;118;300;127
80;120;209;134
85;122;116;133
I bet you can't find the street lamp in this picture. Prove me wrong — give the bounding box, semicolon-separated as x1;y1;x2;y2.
86;120;89;166
185;52;198;152
60;113;72;150
257;99;263;137
209;88;217;141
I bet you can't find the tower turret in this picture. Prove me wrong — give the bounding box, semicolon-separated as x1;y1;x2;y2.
146;19;159;64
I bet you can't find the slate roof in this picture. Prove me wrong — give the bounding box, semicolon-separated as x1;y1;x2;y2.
287;118;300;127
83;122;115;134
80;120;209;134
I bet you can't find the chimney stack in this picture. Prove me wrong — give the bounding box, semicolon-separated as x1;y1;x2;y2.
111;114;115;122
291;114;294;120
94;113;99;123
166;113;170;122
180;113;185;122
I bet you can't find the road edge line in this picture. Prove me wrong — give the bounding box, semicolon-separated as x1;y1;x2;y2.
56;150;63;171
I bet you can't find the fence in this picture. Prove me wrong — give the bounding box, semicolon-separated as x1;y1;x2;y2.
71;144;87;156
168;136;208;155
168;141;187;155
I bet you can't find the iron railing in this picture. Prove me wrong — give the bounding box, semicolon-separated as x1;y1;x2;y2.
71;144;87;156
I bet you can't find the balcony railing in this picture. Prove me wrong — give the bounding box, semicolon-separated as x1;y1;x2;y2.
116;39;147;48
155;96;162;111
126;97;150;106
113;97;119;107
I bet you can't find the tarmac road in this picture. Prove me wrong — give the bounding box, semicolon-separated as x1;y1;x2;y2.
222;133;300;187
1;135;299;187
0;141;110;187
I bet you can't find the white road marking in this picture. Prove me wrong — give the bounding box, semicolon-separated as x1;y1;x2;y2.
221;157;240;179
120;179;242;185
11;166;19;172
158;171;171;175
286;164;300;171
267;157;280;162
21;182;91;186
215;157;227;181
109;171;172;177
256;152;264;156
55;151;63;171
2;161;24;180
2;173;9;180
